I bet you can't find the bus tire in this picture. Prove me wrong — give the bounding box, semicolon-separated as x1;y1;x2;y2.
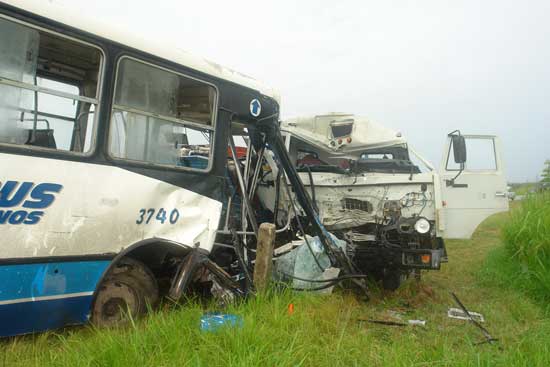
91;258;158;327
106;257;159;308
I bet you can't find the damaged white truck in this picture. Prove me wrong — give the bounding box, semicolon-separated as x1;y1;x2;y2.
257;113;509;289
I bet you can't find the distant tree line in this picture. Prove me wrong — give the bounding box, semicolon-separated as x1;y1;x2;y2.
542;159;550;183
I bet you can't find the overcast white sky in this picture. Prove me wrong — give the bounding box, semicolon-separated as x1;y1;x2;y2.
53;0;550;181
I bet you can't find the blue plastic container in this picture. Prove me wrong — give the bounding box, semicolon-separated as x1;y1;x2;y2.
200;313;243;332
179;155;209;169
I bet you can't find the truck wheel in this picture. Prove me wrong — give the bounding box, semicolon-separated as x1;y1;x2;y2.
91;258;158;327
382;269;407;291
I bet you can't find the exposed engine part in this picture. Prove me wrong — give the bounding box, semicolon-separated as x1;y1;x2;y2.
341;198;373;212
209;274;236;307
346;230;376;243
396;217;417;235
383;200;402;219
400;192;428;208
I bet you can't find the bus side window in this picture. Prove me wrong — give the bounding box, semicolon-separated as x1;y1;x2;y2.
109;58;216;170
0;17;103;154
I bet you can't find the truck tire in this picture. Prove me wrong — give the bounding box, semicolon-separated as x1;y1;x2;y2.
91;257;159;327
382;268;407;291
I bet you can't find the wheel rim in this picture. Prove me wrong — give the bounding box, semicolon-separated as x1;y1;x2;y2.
93;280;140;326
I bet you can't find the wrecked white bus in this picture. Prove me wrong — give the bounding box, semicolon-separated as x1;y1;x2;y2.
0;1;369;337
257;114;509;289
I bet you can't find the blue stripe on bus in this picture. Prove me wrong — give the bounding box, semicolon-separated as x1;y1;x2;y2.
0;294;94;337
0;261;109;301
0;260;110;337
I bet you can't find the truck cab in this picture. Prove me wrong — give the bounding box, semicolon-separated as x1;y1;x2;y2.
257;113;509;289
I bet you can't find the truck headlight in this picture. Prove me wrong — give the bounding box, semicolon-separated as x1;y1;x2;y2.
414;217;431;234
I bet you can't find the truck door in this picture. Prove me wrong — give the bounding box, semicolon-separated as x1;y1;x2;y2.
438;134;509;239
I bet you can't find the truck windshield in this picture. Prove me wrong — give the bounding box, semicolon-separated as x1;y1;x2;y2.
357;145;420;173
289;136;420;174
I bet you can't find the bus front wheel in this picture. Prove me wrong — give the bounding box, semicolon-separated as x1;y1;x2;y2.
91;257;159;327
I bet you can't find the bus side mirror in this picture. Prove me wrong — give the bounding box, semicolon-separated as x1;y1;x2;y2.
452;135;467;164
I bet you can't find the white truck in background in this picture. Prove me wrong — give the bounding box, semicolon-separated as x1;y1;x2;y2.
257;113;509;289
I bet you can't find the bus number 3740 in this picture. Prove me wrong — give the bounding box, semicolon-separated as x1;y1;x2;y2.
136;208;180;225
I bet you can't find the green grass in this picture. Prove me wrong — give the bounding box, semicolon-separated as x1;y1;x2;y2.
489;193;550;306
2;208;550;366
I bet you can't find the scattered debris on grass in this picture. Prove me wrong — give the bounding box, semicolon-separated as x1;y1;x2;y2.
359;319;407;327
358;309;426;328
358;318;426;327
407;319;426;326
451;292;499;346
200;313;243;332
287;303;295;315
448;307;485;322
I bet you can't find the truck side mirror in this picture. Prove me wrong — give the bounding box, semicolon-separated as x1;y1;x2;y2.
445;131;468;187
452;135;467;164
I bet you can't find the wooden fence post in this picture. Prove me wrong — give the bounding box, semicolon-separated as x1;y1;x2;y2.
254;223;276;291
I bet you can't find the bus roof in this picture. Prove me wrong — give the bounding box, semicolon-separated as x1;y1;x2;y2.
2;0;280;103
